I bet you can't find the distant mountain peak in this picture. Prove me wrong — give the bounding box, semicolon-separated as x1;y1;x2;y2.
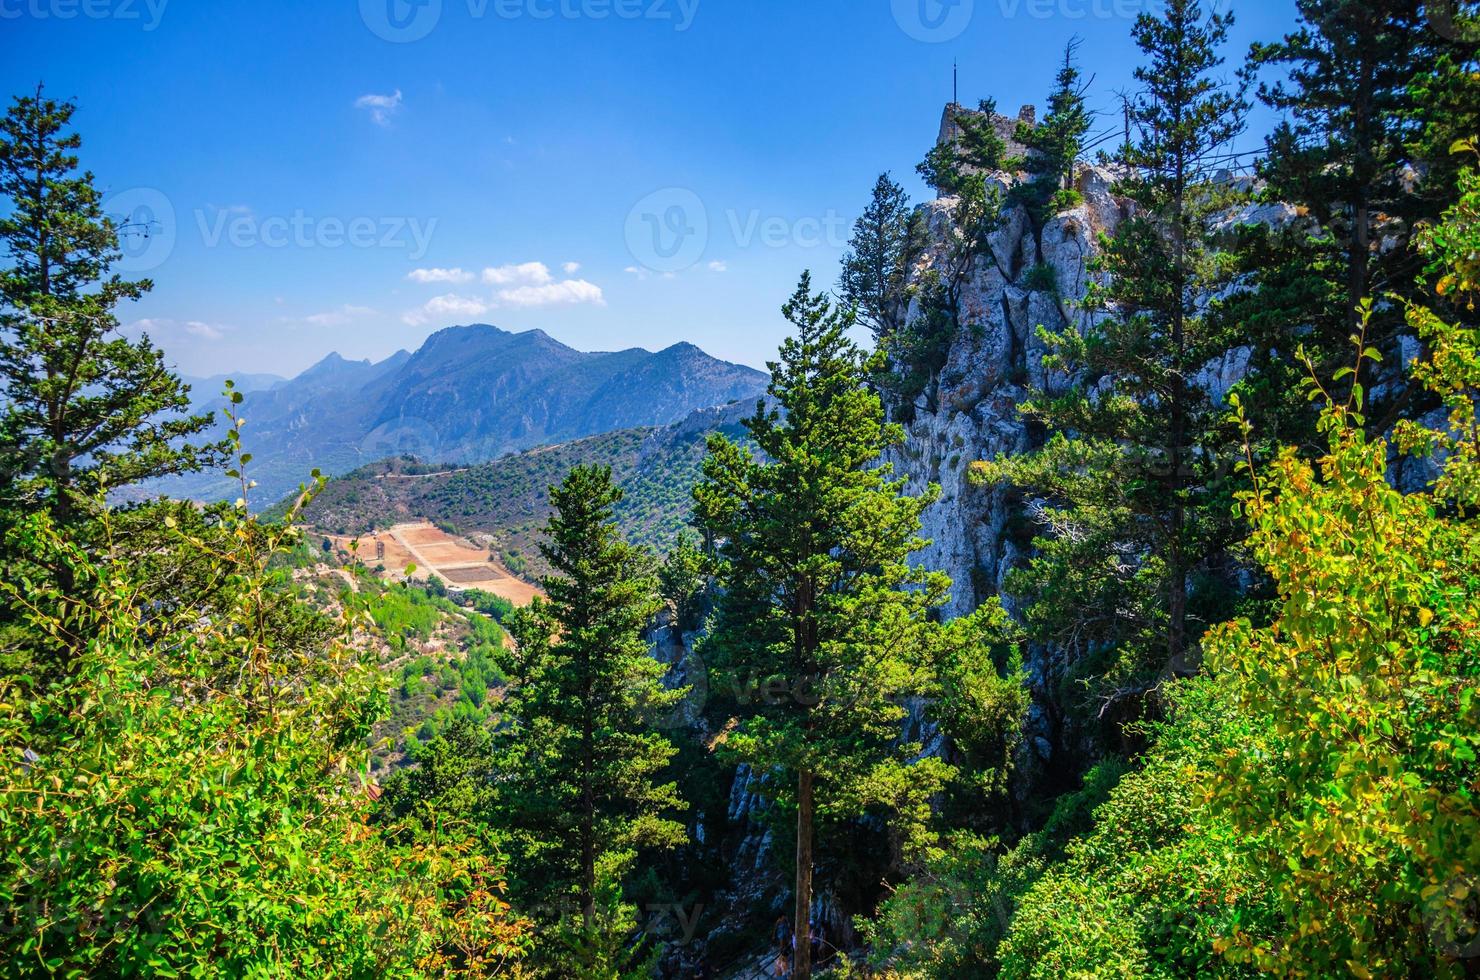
156;325;770;507
428;322;506;338
298;351;367;377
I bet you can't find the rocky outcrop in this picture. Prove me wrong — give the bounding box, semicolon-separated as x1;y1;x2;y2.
886;161;1129;622
681;103;1447;974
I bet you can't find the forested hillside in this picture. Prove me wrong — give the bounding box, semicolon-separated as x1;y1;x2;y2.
1;1;1478;977
295;400;751;580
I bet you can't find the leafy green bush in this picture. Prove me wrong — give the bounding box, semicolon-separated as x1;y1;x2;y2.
1022;261;1058;293
0;507;530;976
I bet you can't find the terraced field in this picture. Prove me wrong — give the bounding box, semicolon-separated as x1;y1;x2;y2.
319;521;541;606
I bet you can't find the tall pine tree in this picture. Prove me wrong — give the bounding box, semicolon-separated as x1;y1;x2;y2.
695;273;957;979
1015;38;1093;220
839;172;923;343
978;0;1248;724
499;465;686;971
1240;0;1479;430
0;86;220;525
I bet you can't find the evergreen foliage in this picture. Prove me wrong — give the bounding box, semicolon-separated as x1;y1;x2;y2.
839;172;925;343
498;464;686;973
695;272;1019;978
975;0;1251;719
0;86;221;526
1014;39;1093;219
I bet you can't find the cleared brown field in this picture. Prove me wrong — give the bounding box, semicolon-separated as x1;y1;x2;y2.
321;532;418;577
398;527;448;546
413;542;489;564
389;522;542;607
312;522;542;607
439;566;496;584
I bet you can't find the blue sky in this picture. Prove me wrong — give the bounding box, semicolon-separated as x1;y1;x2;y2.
2;0;1297;378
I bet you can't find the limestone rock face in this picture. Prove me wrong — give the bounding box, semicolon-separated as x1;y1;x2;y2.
886;163;1128;622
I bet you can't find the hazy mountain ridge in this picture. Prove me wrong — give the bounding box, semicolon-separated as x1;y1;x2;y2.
181;372;285;396
147;324;766;506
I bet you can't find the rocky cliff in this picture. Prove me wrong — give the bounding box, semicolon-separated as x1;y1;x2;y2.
887;162;1128;622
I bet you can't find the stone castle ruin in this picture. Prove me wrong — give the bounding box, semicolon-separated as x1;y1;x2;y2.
933;101;1039;190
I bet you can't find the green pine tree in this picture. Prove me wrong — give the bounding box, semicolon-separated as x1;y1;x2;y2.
694;272;959;979
499;464;686;972
1015;38;1093;219
1240;0;1479;429
0;86;221;526
657;529;707;635
919;97;1009;195
839;172;924;342
976;0;1249;725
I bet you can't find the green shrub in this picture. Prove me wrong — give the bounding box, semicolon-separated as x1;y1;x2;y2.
1023;261;1058;293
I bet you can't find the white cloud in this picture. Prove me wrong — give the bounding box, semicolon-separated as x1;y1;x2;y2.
403;293;490;326
496;279;605;308
623;265;650;280
562;261;581;274
482;261;552;287
428;293;491;316
304;305;375;327
125;317;231;341
400;265;604;321
707;260;728;273
354;89;403;127
184;321;225;341
407;267;474;284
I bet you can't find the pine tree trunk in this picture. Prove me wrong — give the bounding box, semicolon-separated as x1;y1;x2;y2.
793;769;815;979
1167;179;1188;668
1350;57;1373;337
50;450;76;601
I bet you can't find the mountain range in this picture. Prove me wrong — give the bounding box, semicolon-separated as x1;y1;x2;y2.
150;324;768;506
